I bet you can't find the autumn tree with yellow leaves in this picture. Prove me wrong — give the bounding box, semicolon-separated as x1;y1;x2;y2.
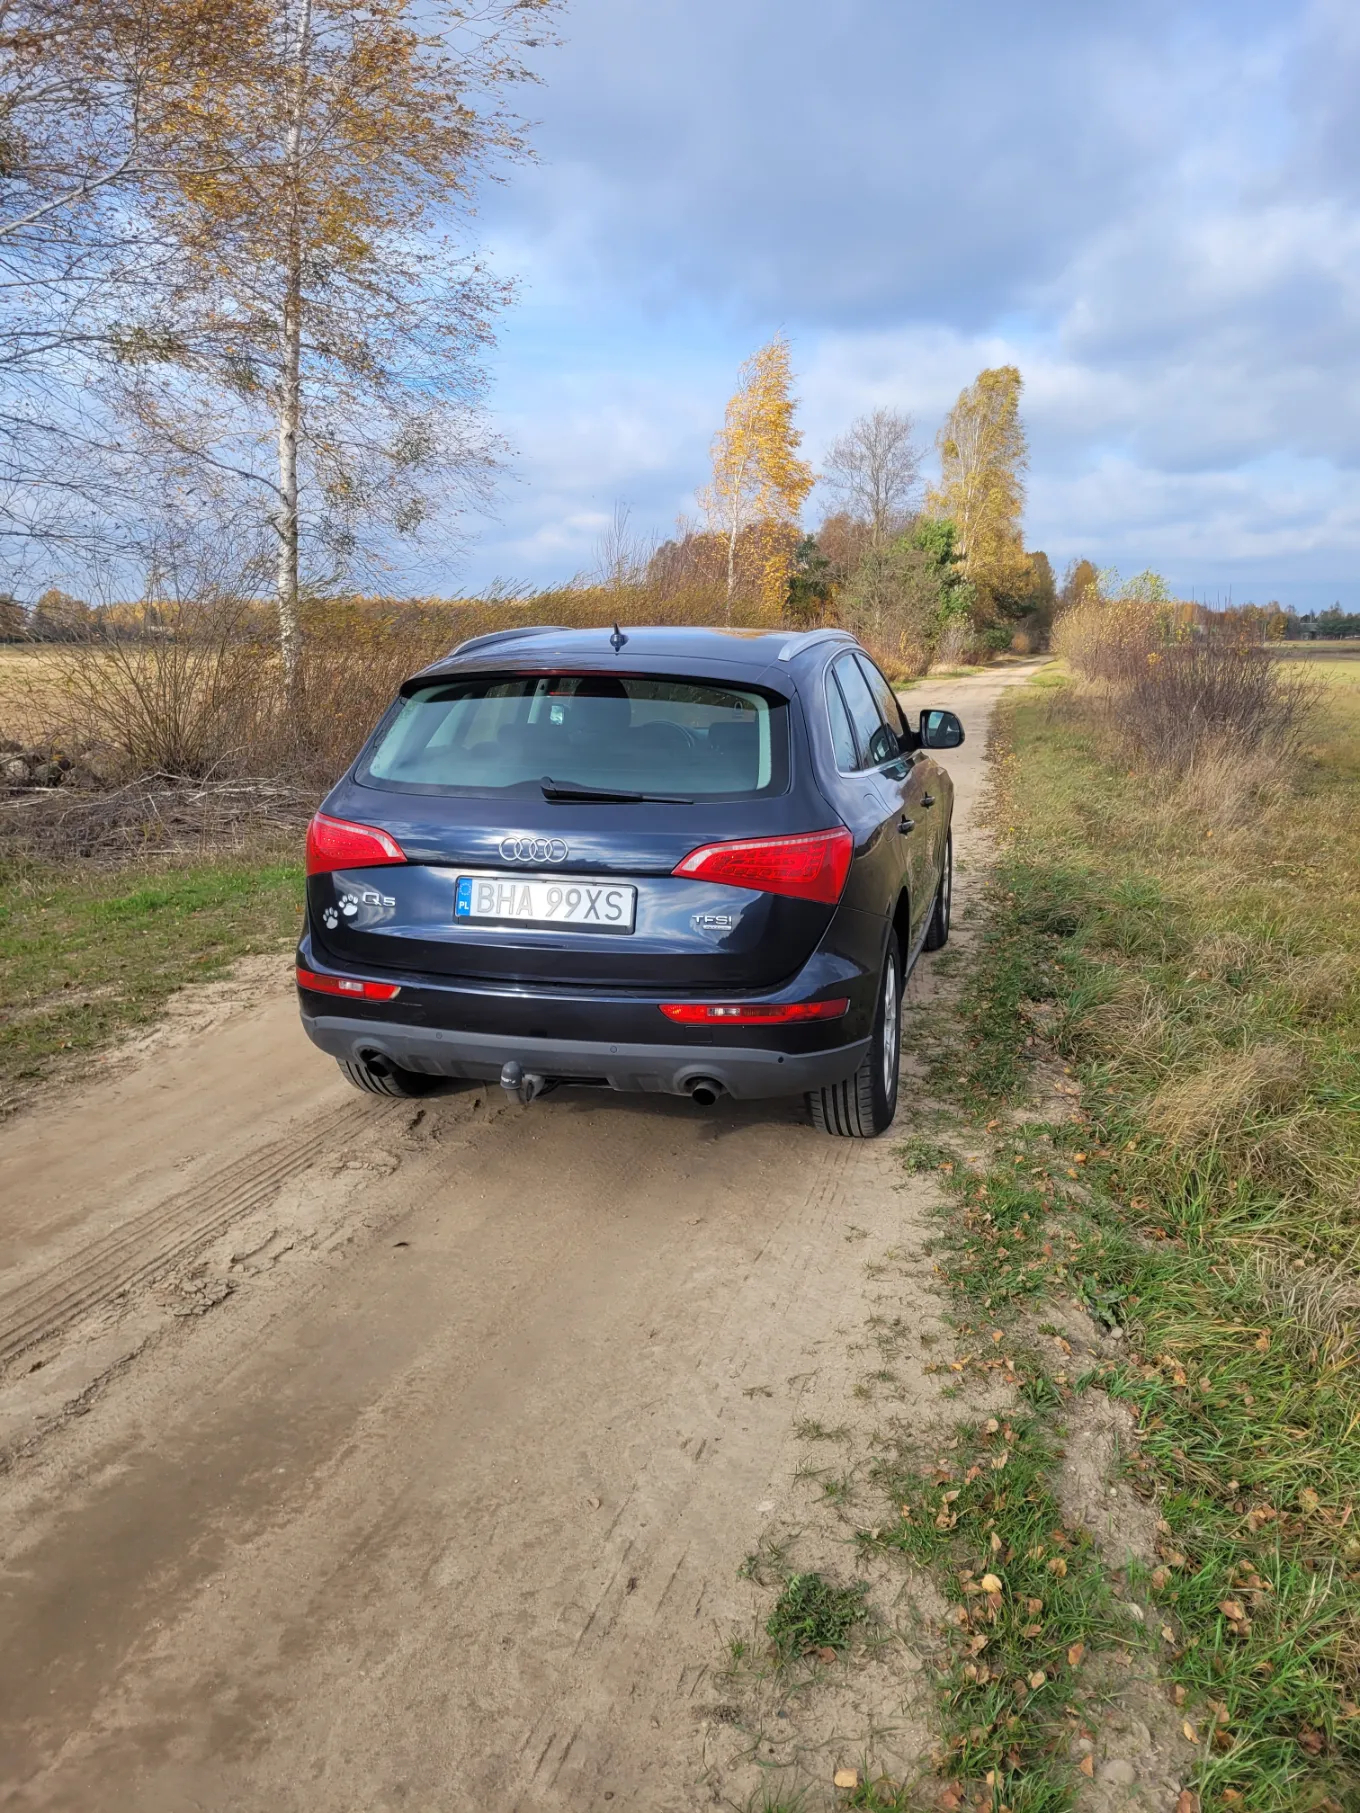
108;0;558;681
699;334;814;619
926;364;1034;628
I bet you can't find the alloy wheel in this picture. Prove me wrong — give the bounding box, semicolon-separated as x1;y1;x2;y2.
881;955;900;1096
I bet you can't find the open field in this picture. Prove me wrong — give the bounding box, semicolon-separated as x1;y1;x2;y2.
0;645;68;744
1272;641;1360;662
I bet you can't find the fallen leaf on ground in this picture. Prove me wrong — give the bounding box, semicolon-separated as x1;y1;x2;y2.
1028;1669;1047;1689
1079;1756;1094;1778
816;1645;837;1663
980;1573;1003;1593
1175;1793;1199;1813
1067;1641;1085;1666
833;1767;860;1789
1182;1720;1198;1743
1219;1600;1246;1622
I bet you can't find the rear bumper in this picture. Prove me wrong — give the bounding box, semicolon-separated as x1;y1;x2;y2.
300;1010;869;1100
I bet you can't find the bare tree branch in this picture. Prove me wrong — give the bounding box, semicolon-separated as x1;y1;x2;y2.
822;407;922;545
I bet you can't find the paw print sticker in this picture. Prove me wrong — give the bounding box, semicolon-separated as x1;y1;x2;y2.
321;887;394;933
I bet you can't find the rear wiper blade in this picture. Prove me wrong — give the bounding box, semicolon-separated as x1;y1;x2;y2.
540;776;694;805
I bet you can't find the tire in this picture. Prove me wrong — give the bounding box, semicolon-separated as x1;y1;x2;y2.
806;938;901;1137
337;1055;440;1098
923;831;952;952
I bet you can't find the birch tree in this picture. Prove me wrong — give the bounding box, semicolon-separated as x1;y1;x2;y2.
117;0;557;682
699;333;814;616
925;365;1030;613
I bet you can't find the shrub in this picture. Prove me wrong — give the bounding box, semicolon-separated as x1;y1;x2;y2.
46;596;268;781
1053;594;1317;772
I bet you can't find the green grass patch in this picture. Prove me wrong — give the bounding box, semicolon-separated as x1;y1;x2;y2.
765;1571;869;1661
0;854;303;1101
923;668;1360;1810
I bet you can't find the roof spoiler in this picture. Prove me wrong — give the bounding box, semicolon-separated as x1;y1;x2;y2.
446;625;567;660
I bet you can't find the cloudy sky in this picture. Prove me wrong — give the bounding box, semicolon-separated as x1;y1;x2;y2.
456;0;1358;609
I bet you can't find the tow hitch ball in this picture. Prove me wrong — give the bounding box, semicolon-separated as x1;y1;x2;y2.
500;1060;546;1105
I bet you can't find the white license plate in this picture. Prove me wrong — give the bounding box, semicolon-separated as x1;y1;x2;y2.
454;872;637;933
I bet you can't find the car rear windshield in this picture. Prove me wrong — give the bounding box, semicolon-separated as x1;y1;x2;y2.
359;672;790;799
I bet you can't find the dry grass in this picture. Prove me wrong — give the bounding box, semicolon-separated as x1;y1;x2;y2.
1;569;958;799
1143;1041;1305;1145
0;646;68;743
1;580;833;793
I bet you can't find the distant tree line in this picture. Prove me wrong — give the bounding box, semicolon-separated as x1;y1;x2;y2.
1280;607;1360;640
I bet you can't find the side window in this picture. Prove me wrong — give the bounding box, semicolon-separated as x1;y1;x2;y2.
835;654;899;769
855;655;907;740
825;669;859;770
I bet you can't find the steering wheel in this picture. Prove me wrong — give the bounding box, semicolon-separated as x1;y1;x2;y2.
637;720;698;757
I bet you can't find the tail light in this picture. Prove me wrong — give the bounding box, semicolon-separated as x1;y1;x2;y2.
672;827;852;905
306;812;407;876
296;966;401;1002
660;998;849;1025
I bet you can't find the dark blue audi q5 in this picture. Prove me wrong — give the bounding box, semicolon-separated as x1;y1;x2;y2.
296;624;963;1137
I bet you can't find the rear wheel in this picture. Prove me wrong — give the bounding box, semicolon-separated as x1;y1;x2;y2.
923;831;952;952
806;939;901;1138
338;1055;440;1098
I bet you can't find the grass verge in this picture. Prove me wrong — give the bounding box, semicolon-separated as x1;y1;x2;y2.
862;1398;1119;1812
920;667;1360;1811
1;852;302;1103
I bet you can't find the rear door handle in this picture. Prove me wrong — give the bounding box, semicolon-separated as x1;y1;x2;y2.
922;794;935;807
898;816;915;835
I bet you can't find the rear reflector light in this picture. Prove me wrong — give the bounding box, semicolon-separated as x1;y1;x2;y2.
296;966;401;1002
672;827;853;904
660;998;849;1025
306;812;406;876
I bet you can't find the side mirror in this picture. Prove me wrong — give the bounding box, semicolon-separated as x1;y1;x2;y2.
919;708;964;749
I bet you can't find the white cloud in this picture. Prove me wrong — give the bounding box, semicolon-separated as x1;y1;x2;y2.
453;0;1360;609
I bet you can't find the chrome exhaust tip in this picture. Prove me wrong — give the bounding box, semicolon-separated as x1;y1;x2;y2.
688;1077;724;1106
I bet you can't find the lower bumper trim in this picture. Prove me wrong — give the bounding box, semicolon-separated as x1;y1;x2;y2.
301;1013;869;1101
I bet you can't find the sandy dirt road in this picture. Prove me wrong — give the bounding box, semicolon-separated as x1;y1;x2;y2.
0;665;1036;1813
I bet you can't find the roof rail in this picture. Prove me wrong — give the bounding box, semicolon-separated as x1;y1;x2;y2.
444;625;566;660
776;627;852;662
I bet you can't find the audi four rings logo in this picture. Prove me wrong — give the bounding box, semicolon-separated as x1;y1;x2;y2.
499;835;569;864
